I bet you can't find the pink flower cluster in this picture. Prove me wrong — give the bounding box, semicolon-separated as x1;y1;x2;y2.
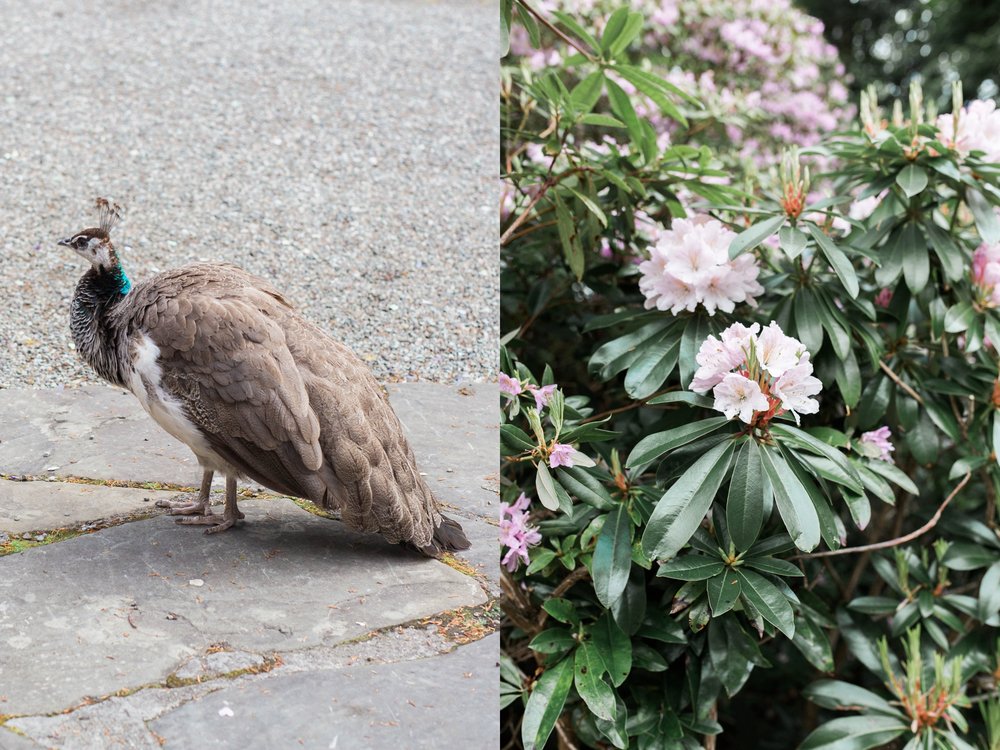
972;242;1000;307
507;0;852;174
638;216;763;315
937;100;1000;164
501;493;542;572
499;373;558;410
859;426;894;462
691;322;821;425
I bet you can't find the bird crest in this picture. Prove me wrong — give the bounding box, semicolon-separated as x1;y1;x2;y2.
95;197;123;236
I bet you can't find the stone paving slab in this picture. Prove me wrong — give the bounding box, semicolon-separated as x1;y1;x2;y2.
0;479;177;535
0;729;43;750
0;500;484;717
149;634;501;749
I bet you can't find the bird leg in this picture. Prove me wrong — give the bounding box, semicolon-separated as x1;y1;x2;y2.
175;476;244;534
156;469;214;515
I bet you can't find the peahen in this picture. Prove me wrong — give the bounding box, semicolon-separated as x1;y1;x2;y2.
60;199;469;556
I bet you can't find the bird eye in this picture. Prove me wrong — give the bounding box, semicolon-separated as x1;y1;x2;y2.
74;237;89;249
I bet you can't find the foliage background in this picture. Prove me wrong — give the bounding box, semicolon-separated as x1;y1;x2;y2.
501;1;1000;748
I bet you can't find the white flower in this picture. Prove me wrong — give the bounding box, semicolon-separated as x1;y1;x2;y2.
771;362;822;423
691;331;746;392
936;99;1000;163
757;321;802;378
638;215;763;316
713;373;770;424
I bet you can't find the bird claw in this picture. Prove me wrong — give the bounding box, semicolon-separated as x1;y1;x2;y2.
174;510;243;534
156;498;209;516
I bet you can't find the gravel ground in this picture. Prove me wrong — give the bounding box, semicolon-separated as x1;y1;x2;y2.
0;0;497;388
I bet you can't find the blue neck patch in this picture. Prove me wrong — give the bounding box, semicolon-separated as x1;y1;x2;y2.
116;265;132;295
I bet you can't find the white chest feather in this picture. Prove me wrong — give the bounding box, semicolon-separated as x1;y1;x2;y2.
126;334;217;463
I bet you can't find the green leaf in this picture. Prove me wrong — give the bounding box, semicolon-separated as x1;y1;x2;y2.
943;542;996;570
678;315;710;388
745;556;804;577
557;467;615;510
735;569;795;638
566;185;608;227
569;71;605;116
944;301;976;333
976;563;1000;622
543;597;578;624
794;289;823;355
590;319;674;379
899;222;929;293
555;195;584;280
865;459;918;496
924;222;964;281
772;424;864;494
529;628;576;655
759;445;821;552
804;680;898;715
792;616;833;672
646;391;714;408
895;164;928;197
605;78;644;150
590;612;632;687
613;65;687;127
623;334;680;399
834;348;862;409
535;461;560;511
779;226;808;259
727;440;765;551
642;440;736;560
599;7;630;52
968;188;1000;244
847;596;899;615
550;11;600;52
799;715;907;750
574;642;616;722
579;113;625;128
521;656;575;750
807;224;859;298
728;215;784;259
601;9;644;56
707;571;741;616
627;417;729;468
593;506;633;607
656;555;725;581
500;0;512;56
501;423;535;453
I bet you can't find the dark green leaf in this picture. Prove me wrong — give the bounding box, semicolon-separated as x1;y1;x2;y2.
800;715;906;750
895;164;928;197
729;215;785;259
575;642;616;722
657;555;725;581
535;462;560;511
646;391;714;408
529;628;576;655
794;289;823;355
569;71;605;116
579;113;625;128
727;439;765;551
642;440;736;560
804;680;897;715
968;188;1000;244
521;656;575;750
772;424;864;494
944;301;976;333
924;221;964;281
627;417;729;468
779;226;808;258
557;466;615;510
745;556;804;577
736;569;795;638
590;612;632;687
792;616;833;672
944;542;997;570
593;506;633;607
623;334;680;399
759;445;821;552
807;224;859;298
543;598;578;624
707;571;741;616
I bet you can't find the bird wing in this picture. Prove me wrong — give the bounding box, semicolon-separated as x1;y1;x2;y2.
124;264;439;547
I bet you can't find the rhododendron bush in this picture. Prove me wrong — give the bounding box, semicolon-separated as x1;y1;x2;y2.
500;2;1000;749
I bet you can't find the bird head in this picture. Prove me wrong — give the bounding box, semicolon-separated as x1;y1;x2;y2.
58;198;124;273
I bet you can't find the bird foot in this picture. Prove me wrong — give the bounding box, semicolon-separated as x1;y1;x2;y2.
157;498;210;516
174;508;245;534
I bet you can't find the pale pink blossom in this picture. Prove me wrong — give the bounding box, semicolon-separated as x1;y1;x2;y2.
771;361;822;423
973;243;1000;307
499;373;522;396
713;373;770;423
757;321;803;378
937;100;1000;163
849;191;886;222
691;321;820;427
548;443;575;469
500;493;542;572
860;426;894;462
874;288;893;308
637;216;763;316
526;384;557;410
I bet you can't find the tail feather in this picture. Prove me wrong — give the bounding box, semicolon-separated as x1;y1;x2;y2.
408;513;471;557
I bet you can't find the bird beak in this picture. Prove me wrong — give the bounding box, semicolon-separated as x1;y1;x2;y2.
57;237;72;247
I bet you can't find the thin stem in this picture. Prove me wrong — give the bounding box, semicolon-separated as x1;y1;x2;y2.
794;473;971;560
879;360;924;406
515;0;597;63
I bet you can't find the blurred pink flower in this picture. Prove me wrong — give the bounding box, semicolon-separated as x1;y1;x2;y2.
860;426;894;462
499;373;522;396
500;493;542;572
526;384;557;410
972;243;1000;307
874;288;893;308
937;99;1000;163
548;443;575;468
